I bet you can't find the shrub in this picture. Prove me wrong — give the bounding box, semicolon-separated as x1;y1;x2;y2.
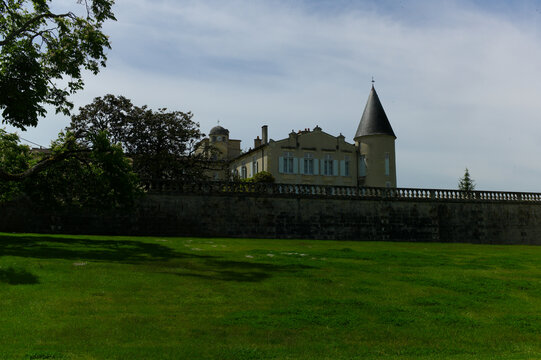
252;171;275;183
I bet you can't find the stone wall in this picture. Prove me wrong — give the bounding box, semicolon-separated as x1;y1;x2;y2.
2;191;541;244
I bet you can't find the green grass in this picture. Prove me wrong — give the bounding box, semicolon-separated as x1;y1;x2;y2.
1;233;541;359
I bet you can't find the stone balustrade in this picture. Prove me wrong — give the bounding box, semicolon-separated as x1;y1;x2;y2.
142;180;541;203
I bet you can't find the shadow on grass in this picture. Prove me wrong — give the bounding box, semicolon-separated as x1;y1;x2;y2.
0;234;315;283
0;234;208;264
0;267;39;285
172;259;314;282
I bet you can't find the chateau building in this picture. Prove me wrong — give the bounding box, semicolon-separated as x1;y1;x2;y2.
199;85;397;188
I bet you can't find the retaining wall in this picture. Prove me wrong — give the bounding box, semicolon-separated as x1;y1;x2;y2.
1;189;541;244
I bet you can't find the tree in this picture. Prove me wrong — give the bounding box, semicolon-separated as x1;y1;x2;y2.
250;171;275;183
68;94;209;182
0;129;31;201
0;0;116;130
458;168;475;192
0;129;139;209
27;131;140;208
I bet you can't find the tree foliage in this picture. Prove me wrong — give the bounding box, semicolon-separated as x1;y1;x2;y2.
458;168;475;192
68;94;209;182
0;129;30;201
0;128;139;209
0;0;116;129
250;171;275;183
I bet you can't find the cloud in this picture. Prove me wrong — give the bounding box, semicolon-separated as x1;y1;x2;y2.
7;0;541;191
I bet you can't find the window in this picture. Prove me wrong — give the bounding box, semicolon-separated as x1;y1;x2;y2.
359;155;367;177
324;154;333;176
284;151;294;174
279;152;298;174
344;156;350;177
252;157;259;175
385;153;390;176
241;166;247;179
217;136;222;141
304;153;314;175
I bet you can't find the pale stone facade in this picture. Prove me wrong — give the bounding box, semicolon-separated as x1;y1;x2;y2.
195;125;242;180
355;135;396;188
230;126;358;186
196;125;241;161
199;86;397;187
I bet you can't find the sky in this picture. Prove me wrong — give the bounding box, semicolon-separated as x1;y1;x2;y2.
5;0;541;191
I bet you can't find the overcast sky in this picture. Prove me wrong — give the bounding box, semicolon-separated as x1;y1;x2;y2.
5;0;541;191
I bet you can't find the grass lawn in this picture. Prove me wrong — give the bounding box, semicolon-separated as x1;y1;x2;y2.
1;233;541;359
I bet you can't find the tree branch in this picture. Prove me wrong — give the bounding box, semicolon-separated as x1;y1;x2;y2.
0;0;8;13
0;149;90;181
29;27;55;43
0;12;74;46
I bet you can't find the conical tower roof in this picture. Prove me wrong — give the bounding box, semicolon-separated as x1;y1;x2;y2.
355;86;396;139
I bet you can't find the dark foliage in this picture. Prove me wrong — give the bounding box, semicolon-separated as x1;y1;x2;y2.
0;0;115;129
458;168;475;192
0;129;140;209
69;94;209;182
251;171;275;183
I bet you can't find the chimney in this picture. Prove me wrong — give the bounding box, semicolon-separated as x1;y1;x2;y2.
254;136;262;148
262;125;268;144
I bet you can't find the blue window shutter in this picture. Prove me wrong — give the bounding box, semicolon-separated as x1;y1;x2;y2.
279;157;284;173
300;158;305;174
314;158;319;175
333;160;338;176
293;158;299;174
340;160;345;176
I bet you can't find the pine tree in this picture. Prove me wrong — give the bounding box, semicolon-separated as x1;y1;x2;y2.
458;168;475;192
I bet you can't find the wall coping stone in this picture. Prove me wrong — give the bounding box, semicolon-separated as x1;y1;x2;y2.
143;181;541;204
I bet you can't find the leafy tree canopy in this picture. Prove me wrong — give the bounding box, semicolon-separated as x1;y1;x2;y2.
0;0;116;130
68;94;209;182
0;128;30;201
0;128;139;209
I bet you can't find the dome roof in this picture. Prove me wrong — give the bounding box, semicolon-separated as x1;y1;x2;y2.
209;125;229;136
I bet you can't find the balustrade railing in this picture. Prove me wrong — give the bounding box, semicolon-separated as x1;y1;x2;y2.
142;180;541;203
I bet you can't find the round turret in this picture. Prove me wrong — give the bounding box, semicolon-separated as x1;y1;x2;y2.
355;86;397;188
209;126;229;136
209;125;229;145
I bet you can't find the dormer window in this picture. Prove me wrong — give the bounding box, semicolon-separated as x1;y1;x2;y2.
217;136;222;141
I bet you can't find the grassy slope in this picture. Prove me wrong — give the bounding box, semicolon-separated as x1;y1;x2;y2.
1;233;540;359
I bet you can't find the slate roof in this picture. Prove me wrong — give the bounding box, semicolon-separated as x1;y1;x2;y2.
354;86;396;139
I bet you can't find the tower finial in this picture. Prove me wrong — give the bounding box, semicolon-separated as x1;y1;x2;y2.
217;119;220;125
371;76;375;87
